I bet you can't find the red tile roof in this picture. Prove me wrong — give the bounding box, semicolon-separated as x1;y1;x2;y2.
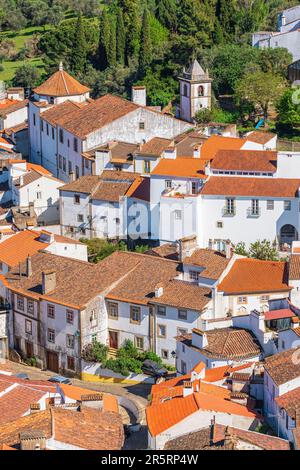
201;177;300;197
264;348;300;386
33;69;90;97
0;230;51;267
201;135;246;160
211;149;277;172
264;309;295;320
0;385;46;425
246;131;276;145
151;157;206;178
218;258;289;294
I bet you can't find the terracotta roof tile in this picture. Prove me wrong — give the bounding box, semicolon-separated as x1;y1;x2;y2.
218;258;289;294
211;149;277;172
0;230;51;267
264;348;300;386
92;180;132;202
151;157;206;179
125;176;150;202
289;255;300;280
0;99;28;118
246;131;276;145
201;176;300;197
139;137;173;156
41;100;86;127
150;280;211;311
145;243;179;261
201;135;246;160
0;385;45;425
33;69;90;97
183;249;230;280
276;387;300;418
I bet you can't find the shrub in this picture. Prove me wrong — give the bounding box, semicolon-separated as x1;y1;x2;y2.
103;357;142;377
117;339;139;359
25;356;37;367
138;350;162;365
82;341;108;363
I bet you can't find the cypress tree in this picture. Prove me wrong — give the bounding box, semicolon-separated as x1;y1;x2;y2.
98;10;110;70
156;0;177;32
71;14;87;74
118;0;140;62
116;8;126;65
139;8;152;75
108;17;117;67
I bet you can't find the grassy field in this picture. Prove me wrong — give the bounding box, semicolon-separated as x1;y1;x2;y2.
0;25;52;83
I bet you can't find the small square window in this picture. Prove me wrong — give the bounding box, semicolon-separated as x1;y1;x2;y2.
267;200;274;210
25;319;32;334
157;305;166;316
139;122;145;130
17;295;24;311
135;336;144;350
217;221;223;228
90;310;97;327
165;180;172;190
161;349;169;360
48;329;55;343
108;302;118;319
189;271;199;281
237;296;248;305
66;334;75;349
157;324;166;338
178;309;187;320
66;310;74;324
174;210;182;220
47;304;55;319
77;214;84;223
74;195;80;205
284;200;291;211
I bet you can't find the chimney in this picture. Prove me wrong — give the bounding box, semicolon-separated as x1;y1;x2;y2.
26;256;32;277
19;175;24;186
29;202;35;218
132;86;147;107
155;283;164;298
225;240;233;259
183;381;194;398
69;171;75;182
224;427;238;451
192;329;208;349
19;431;47;451
42;270;56;295
178;235;197;262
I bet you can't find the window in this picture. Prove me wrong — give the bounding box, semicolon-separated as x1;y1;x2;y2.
284;200;291;211
260;295;269;302
85;158;89;169
25;319;32;334
92;334;97;343
108;302;118;319
115;218;120;225
157;324;166;338
165;180;172;190
51;127;55;140
47;304;55;319
63;157;66;173
139;122;145;130
73;138;78;152
48;329;55;343
36;191;42;200
183;84;188;97
74;195;80;205
66;310;74;324
161;349;169;360
59;155;62;170
181;361;187;375
130;305;141;324
267;200;274;210
198;85;204;96
67;356;75;371
251;199;259;216
177;327;188;336
46;124;49;136
77;214;84;223
225;198;235;215
178;309;187;320
17;295;24;311
33;114;36;126
41;120;44;132
59;129;64;144
189;271;199;281
217;221;223;228
174;210;182;220
282;340;285;350
237;296;248;305
135;336;144;350
68;161;72;174
191;182;197;195
157;305;166;316
67;139;70;148
66;334;75;349
144;160;151;173
90;310;97;327
75;166;80;179
27;300;34;314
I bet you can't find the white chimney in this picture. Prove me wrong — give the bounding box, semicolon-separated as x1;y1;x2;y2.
192;329;208;349
132;86;147;107
95;150;110;175
183;381;194;397
225;240;233;259
155;284;164;298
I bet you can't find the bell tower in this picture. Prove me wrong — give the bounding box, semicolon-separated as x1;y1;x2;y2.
179;59;212;122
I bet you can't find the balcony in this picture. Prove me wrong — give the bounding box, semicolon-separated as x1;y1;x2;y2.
247;207;261;218
222;207;236;217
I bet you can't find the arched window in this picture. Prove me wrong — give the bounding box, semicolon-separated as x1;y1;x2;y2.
198;85;204;96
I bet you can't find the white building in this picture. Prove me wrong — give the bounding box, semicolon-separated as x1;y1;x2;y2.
252;5;300;62
29;65;192;182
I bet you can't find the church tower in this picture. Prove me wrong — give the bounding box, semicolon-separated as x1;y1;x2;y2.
179;59;212;122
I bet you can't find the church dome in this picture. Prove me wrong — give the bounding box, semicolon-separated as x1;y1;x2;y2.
33;63;90;97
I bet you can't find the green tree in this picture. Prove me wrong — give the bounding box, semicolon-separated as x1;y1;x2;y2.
139;8;152;75
116;8;126;65
194;108;214;124
98;10;110;70
235;70;287;121
216;0;237;41
12;63;41;89
155;0;177;31
117;0;140;62
70;13;87;74
249;240;279;261
108;16;117;67
276;88;300;134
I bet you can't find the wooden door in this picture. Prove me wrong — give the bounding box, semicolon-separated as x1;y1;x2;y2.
109;331;118;349
46;350;59;373
25;341;33;358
